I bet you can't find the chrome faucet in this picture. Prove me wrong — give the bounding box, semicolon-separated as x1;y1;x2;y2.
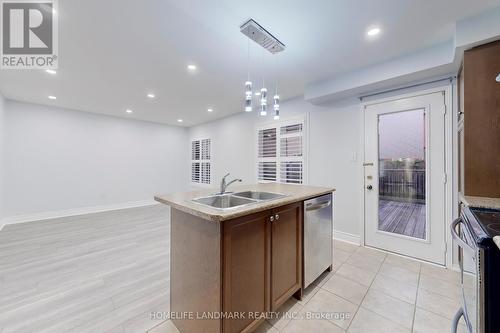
219;173;242;194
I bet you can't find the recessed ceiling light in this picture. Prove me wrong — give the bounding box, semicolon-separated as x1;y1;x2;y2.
177;119;183;123
367;27;381;37
207;108;213;112
126;109;133;114
187;64;197;71
48;95;57;100
45;69;56;75
255;92;261;96
147;93;155;98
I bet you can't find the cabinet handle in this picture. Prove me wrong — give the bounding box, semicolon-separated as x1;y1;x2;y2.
275;214;280;220
270;216;275;222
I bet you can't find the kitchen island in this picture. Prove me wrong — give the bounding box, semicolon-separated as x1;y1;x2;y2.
155;183;335;333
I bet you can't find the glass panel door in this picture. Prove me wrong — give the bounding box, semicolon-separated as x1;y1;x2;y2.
364;92;446;264
377;109;427;239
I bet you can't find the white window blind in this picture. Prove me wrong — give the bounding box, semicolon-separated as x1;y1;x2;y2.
257;119;305;184
191;138;211;184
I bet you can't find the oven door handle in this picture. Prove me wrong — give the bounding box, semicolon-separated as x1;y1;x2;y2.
450;218;476;255
451;307;465;333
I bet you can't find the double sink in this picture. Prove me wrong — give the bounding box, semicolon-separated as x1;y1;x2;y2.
192;191;287;210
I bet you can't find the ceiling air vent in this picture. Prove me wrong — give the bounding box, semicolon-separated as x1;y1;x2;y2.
240;19;285;54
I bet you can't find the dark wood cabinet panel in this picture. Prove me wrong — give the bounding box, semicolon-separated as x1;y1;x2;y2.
222;202;304;331
222;211;271;333
463;41;500;197
270;202;303;311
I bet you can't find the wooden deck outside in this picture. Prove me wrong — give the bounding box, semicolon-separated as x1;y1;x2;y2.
378;199;426;239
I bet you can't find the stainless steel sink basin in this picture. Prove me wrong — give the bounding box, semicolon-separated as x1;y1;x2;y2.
232;191;286;201
191;191;287;210
192;194;257;209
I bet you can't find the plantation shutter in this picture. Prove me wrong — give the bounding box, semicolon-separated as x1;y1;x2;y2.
257;119;305;184
258;128;277;181
191;138;211;184
280;124;303;184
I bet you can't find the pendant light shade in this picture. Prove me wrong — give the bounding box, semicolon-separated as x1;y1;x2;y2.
245;81;253;112
273;94;280;120
260;87;267;116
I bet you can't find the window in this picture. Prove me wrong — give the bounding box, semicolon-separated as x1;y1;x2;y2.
257;118;306;184
191;138;211;184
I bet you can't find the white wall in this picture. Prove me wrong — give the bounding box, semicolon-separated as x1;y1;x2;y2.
0;93;5;220
3;100;189;220
189;97;363;238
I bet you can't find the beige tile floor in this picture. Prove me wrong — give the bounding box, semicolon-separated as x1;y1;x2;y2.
150;240;468;333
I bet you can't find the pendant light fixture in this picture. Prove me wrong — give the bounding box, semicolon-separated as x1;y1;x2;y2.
273;55;280;120
244;32;253;112
245;81;252;112
273;94;280;120
260;87;267;116
259;48;267;116
240;19;285;117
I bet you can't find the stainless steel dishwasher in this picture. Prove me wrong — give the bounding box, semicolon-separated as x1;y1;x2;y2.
304;193;333;288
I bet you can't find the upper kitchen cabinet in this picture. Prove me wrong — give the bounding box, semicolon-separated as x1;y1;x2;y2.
460;40;500;198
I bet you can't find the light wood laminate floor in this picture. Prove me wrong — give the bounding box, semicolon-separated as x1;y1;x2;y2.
0;205;171;333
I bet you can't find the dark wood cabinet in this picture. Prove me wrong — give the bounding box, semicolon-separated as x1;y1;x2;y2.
222;203;303;332
222;211;271;333
460;40;500;198
270;202;302;311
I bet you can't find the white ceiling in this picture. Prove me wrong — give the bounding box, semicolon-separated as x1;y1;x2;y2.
0;0;499;126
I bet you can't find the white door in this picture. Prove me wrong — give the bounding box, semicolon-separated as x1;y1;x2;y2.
364;92;446;264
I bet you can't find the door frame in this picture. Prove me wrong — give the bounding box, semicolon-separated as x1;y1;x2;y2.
360;83;454;268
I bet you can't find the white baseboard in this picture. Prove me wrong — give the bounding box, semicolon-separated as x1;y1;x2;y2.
0;199;158;231
334;230;361;245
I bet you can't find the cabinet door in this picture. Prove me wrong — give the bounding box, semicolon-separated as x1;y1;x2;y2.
271;202;303;311
463;41;500;197
222;211;271;333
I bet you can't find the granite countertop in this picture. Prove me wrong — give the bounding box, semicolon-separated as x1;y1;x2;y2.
460;194;500;210
154;183;335;222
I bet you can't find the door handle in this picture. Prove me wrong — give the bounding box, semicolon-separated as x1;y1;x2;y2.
270;216;275;222
366;185;373;190
275;214;279;220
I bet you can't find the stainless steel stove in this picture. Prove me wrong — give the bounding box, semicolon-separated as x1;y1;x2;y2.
451;206;500;333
